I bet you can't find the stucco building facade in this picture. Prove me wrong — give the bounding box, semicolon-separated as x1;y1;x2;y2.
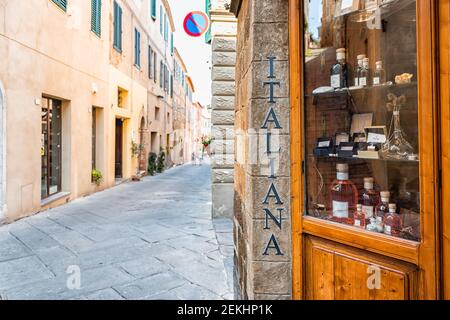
0;0;198;223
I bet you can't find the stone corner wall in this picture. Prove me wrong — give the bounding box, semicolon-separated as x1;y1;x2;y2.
233;0;292;300
210;1;237;220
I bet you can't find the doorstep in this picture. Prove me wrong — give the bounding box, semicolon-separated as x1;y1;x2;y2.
40;192;71;207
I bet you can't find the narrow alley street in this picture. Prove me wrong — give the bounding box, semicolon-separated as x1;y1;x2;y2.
0;163;234;300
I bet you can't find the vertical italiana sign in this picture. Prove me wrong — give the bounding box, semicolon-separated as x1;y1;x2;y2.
261;57;286;256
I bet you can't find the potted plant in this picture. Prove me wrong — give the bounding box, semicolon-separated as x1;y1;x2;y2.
148;152;157;176
91;169;103;186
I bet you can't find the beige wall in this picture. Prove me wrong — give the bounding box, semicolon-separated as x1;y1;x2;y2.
0;0;187;223
0;0;110;222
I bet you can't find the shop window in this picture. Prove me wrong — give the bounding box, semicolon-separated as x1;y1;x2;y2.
41;97;62;199
303;0;420;241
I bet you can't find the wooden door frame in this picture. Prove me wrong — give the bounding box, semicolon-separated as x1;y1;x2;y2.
289;0;441;299
439;0;450;300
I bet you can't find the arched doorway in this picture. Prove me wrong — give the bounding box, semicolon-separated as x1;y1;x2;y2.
138;117;147;172
0;81;5;221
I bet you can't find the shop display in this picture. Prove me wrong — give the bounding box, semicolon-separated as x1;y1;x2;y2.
304;0;421;241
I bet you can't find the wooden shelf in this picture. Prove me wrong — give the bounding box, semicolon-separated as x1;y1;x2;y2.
310;154;419;164
305;82;418;98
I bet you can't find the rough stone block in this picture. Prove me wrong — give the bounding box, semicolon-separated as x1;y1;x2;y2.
212;51;237;66
212;184;234;218
211;125;235;141
212;81;236;96
211;154;235;168
253;22;289;61
253;293;291;300
212;37;237;52
212;139;235;156
212;66;236;81
211;22;238;37
250;176;291;220
253;0;289;23
251;60;289;100
252;261;292;294
251;218;291;262
246;133;291;178
212;169;234;184
212;96;235;111
212;110;235;125
248;98;290;134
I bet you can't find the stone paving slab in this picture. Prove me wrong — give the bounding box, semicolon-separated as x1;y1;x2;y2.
0;164;234;300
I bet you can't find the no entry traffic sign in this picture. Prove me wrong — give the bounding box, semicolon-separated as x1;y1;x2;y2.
183;11;210;37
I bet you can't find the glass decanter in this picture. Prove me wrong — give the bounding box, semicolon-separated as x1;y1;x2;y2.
381;94;414;160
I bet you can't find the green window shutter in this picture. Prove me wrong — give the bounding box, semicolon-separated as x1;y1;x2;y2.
91;0;101;37
205;0;212;44
52;0;67;11
134;29;140;67
160;6;163;34
164;14;168;42
153;53;157;82
113;1;122;52
151;0;156;19
170;33;174;55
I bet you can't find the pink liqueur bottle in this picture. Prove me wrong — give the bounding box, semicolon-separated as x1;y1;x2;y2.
330;163;358;225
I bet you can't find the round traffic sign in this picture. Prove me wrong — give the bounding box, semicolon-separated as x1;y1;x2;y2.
183;11;210;37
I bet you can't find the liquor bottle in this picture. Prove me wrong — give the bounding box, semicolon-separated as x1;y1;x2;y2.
373;61;386;86
384;204;402;236
359;58;370;87
330;163;358;224
330;48;348;89
375;191;390;219
366;218;377;232
354;55;366;87
353;204;366;229
360;177;380;222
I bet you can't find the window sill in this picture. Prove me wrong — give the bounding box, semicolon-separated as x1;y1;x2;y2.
113;45;122;54
41;192;71;207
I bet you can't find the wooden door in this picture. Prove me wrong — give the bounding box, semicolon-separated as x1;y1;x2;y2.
115;118;123;178
289;0;440;299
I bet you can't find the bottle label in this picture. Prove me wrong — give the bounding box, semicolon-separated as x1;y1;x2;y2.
336;172;349;180
331;74;341;88
359;77;367;86
362;205;374;219
373;77;380;85
354;78;359;86
332;201;349;218
384;225;392;235
354;219;361;227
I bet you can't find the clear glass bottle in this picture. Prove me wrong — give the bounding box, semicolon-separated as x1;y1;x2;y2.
329;163;358;224
382;109;415;160
359;58;370;87
360;177;380;222
373;61;386;86
376;217;384;233
375;191;391;219
384;204;402;236
354;54;366;87
330;48;348;89
366;218;377;232
353;204;366;229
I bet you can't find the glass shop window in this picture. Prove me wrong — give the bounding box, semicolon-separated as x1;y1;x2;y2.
303;0;420;241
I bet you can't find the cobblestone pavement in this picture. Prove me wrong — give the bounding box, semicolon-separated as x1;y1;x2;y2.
0;163;234;300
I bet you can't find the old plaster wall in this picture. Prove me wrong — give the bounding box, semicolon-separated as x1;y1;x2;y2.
232;0;292;300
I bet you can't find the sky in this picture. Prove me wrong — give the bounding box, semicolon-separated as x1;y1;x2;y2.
168;0;212;106
309;0;322;40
